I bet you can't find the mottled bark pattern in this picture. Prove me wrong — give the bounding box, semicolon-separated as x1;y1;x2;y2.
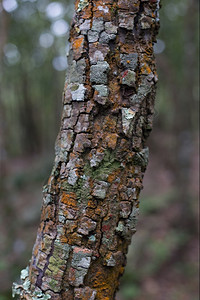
13;0;160;299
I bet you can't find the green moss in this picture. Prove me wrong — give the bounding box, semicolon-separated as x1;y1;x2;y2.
61;150;120;204
47;247;69;275
45;269;52;276
84;150;121;180
61;181;74;192
49;279;60;292
49;255;62;265
76;178;91;202
61;177;90;203
48;263;61;274
111;6;118;17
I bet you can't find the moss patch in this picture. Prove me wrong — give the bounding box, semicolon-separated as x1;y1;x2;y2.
84;150;121;181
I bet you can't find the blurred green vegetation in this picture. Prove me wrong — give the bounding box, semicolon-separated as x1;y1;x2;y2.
0;0;199;299
0;0;74;156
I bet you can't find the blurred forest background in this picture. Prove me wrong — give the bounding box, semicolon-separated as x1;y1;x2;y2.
0;0;199;299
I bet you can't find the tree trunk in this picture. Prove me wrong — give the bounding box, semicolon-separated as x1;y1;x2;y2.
13;0;160;299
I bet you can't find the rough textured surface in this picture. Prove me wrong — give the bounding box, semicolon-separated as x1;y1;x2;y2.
13;0;160;299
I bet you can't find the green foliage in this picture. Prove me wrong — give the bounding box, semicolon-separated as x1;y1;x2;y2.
9;157;53;189
155;0;199;133
0;260;7;272
146;231;189;274
0;294;11;300
120;284;141;300
141;190;175;214
1;0;74;156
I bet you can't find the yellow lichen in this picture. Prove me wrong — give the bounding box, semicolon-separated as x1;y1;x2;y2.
61;192;77;207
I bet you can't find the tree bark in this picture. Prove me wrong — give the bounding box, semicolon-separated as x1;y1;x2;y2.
13;0;160;299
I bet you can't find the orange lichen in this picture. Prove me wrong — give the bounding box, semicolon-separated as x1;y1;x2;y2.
41;205;55;220
145;44;153;56
61;232;82;246
60;236;68;244
119;43;137;54
90;267;121;300
87;199;97;209
47;175;54;186
93;2;112;21
68;267;76;283
70;232;82;245
140;62;152;75
107;169;121;183
61;192;77;207
73;37;84;50
33;243;39;258
65;222;77;234
43;221;56;236
72;36;85;60
85;208;96;219
93;120;102;133
103;132;118;149
103;116;117;132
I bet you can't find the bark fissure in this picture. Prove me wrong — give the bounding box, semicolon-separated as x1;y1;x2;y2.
13;0;160;299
